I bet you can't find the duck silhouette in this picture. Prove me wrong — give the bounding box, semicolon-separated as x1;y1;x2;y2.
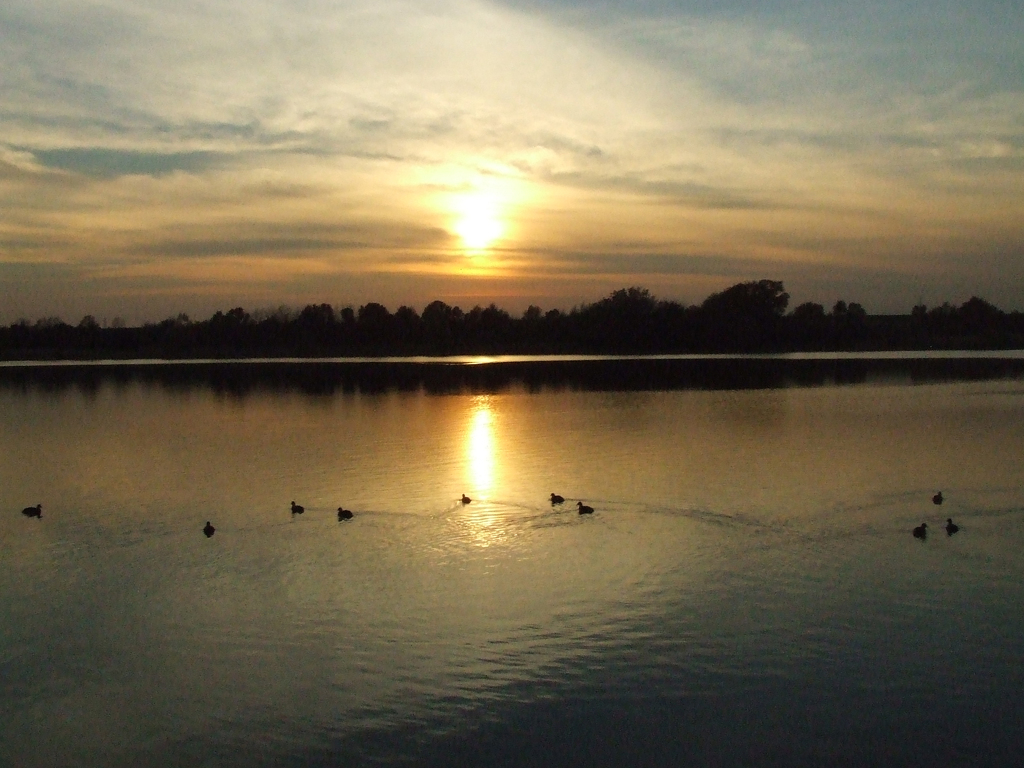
203;521;215;537
461;494;472;504
21;504;42;518
912;522;927;539
550;493;565;504
932;491;944;505
290;501;305;514
577;501;594;515
338;507;353;520
945;518;959;536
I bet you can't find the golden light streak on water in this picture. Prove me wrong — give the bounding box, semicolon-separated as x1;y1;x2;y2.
467;396;495;498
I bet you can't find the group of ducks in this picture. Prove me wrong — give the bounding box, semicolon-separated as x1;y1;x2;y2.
202;501;353;537
202;502;357;537
549;493;594;514
464;492;592;514
197;493;595;538
20;492;957;540
912;491;960;539
289;500;354;520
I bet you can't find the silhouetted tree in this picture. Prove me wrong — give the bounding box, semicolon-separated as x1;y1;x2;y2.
699;280;789;351
792;302;826;322
356;303;394;351
828;300;868;349
927;302;958;339
464;304;514;351
393;305;421;350
294;303;337;353
959;297;1003;335
422;300;462;353
298;303;336;327
3;281;1023;359
787;302;828;349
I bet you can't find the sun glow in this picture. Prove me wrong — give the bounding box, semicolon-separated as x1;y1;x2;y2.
453;195;504;252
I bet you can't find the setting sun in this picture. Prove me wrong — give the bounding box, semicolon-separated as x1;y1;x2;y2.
453;195;504;252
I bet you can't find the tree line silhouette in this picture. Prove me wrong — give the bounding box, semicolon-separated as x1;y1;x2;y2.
3;280;1023;360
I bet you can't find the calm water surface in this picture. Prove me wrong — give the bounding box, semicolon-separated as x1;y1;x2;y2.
2;361;1023;766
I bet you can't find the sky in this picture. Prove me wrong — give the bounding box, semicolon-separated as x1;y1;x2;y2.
1;0;1022;324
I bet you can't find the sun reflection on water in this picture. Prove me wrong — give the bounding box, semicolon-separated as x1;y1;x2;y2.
467;397;495;496
460;397;513;548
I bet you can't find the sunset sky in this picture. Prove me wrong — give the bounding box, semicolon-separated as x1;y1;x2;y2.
2;0;1022;324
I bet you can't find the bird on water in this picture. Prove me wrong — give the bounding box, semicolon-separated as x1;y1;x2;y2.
933;491;944;505
550;493;565;504
203;521;215;537
338;507;353;520
913;522;927;539
291;501;305;514
945;518;959;536
21;504;42;518
577;501;594;515
461;494;472;504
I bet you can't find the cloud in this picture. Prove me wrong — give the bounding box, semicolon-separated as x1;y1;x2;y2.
128;221;451;260
1;0;1022;320
31;148;227;178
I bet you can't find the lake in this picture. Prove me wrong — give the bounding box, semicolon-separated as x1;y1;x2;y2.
2;355;1023;767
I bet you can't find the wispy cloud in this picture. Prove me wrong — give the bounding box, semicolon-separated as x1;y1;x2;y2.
0;0;1022;321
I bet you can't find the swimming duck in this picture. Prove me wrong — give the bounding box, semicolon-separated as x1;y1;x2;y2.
203;521;215;537
932;491;944;505
945;518;959;535
550;493;565;504
21;504;42;518
577;501;594;515
461;494;472;504
290;501;305;514
912;522;927;539
338;507;353;520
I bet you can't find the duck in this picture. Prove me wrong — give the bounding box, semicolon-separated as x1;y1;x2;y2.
338;507;353;520
290;501;305;514
932;491;944;505
577;501;594;515
461;494;472;504
912;522;927;539
203;521;215;537
21;504;42;518
550;493;565;504
945;518;959;536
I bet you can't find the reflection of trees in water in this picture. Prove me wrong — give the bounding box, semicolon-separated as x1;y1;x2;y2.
2;357;1023;399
